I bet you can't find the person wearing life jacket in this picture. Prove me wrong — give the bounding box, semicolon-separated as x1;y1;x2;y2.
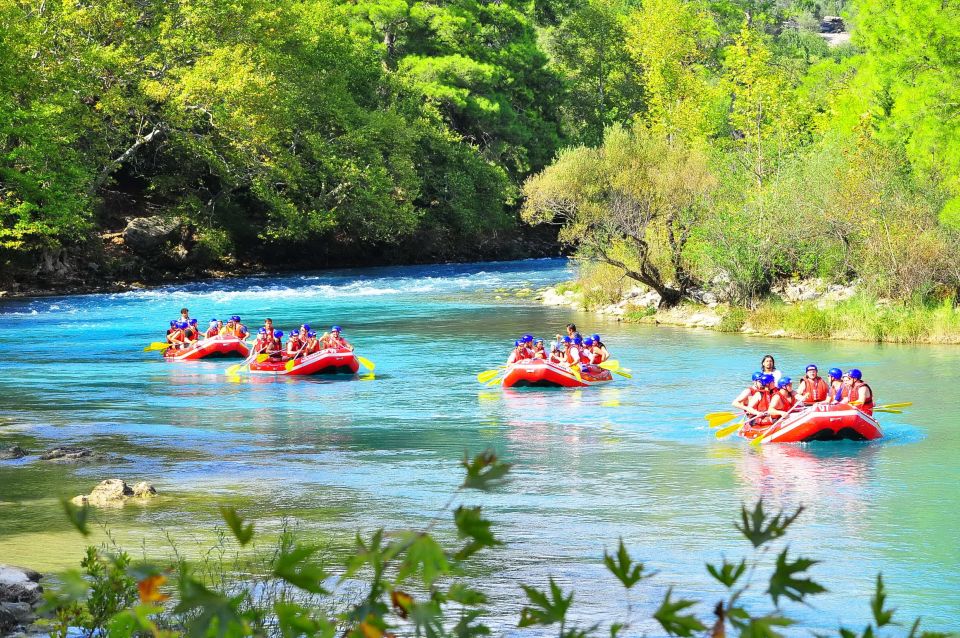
180;308;191;324
252;327;271;354
732;372;764;412
842;368;874;415
506;340;524;364
768;377;797;420
825;367;843;403
284;328;304;360
760;354;782;384
166;320;185;348
565;335;584;368
532;339;547;359
220;318;237;337
183;319;200;344
322;325;353;351
735;373;774;426
232;316;249;339
267;330;284;359
204;319;219;339
581;337;597;364
833;371;854;404
301;329;320;355
796;364;829;403
548;343;564;364
591;334;610;362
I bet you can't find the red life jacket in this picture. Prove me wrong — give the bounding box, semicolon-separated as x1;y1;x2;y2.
851;381;874;414
748;388;772;426
287;337;302;354
771;389;795;415
565;346;580;365
800;376;828;402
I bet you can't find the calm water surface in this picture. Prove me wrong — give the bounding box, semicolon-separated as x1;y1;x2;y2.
0;259;957;634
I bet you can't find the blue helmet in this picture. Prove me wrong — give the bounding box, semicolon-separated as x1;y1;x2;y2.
592;334;601;342
848;368;862;379
563;336;572;344
275;330;284;338
760;374;775;386
302;324;310;331
169;320;177;327
805;364;818;372
308;330;317;338
514;340;521;347
751;371;764;382
534;339;544;345
777;377;792;388
331;325;342;332
188;318;198;325
573;335;583;345
523;335;534;343
258;327;267;335
176;321;188;329
583;337;594;346
828;367;842;379
231;315;241;322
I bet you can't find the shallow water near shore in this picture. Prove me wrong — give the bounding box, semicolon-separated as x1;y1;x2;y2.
1;258;958;633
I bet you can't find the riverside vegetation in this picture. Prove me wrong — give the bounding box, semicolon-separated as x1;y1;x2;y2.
41;452;954;637
4;0;960;309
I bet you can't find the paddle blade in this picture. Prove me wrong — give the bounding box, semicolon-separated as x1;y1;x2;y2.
225;363;244;376
705;412;731;420
750;431;768;447
285;359;296;371
256;354;271;363
611;369;633;379
873;408;902;414
357;356;375;371
572;366;582;383
715;421;744;439
486;376;503;386
477;368;501;383
144;342;171;352
707;413;738;428
597;360;620;371
878;402;912;409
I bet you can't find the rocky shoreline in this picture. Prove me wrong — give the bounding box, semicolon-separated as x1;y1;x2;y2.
0;565;43;636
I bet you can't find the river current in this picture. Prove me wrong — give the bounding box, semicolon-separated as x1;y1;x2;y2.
0;258;957;633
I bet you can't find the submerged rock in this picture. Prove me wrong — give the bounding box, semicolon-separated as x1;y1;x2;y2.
72;479;158;507
0;446;27;460
39;446;93;462
0;565;42;635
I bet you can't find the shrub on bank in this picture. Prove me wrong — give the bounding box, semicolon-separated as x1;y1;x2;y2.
41;452;954;638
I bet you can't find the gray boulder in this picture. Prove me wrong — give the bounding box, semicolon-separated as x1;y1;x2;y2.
0;565;42;635
39;446;92;462
122;216;181;254
0;446;27;460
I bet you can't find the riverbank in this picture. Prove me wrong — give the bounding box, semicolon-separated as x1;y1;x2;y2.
0;217;562;299
539;280;960;344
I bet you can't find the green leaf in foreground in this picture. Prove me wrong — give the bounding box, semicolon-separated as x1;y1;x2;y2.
454;506;503;559
219;506;254;546
736;501;803;548
396;533;450;587
706;558;747;588
737;614;795;638
604;539;650;589
518;578;572;627
767;549;826;606
273;540;330;594
461;450;511;491
653;588;706;636
61;497;91;536
871;573;896;627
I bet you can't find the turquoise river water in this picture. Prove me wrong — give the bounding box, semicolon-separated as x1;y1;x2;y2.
0;258;957;634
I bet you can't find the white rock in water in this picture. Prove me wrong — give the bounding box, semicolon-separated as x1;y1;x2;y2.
72;479;158;507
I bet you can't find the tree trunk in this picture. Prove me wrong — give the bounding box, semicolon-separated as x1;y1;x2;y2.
88;124;165;196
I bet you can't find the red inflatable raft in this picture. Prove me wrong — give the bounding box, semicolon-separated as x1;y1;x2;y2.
741;403;883;444
164;336;250;361
247;348;360;376
500;359;613;388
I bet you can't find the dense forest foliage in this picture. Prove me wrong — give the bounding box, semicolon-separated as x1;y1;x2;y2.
1;0;959;301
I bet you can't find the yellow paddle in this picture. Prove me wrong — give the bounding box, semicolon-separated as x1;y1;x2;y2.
707;412;740;428
143;342;173;352
876;402;912;409
597;360;633;379
225;353;270;376
571;365;582;383
873;407;903;414
357;356;375;371
486;376;503;386
477;367;505;383
715;420;746;439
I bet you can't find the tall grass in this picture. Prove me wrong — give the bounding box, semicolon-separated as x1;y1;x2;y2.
746;294;960;343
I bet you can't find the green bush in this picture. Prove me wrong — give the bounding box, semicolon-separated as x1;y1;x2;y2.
717;306;747;332
45;452;955;638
